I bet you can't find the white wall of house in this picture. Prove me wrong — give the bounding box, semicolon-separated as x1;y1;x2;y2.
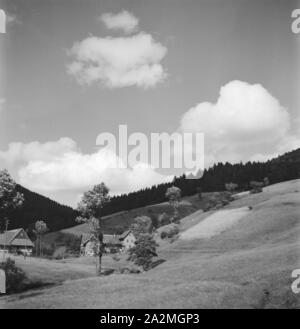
82;241;95;256
122;233;136;250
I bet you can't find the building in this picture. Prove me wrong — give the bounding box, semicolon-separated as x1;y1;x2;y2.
0;228;34;254
80;233;94;256
103;234;123;253
119;230;136;251
80;233;122;256
80;230;136;256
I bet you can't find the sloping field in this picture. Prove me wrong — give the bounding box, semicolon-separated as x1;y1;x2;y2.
180;207;250;240
1;179;300;308
42;192;219;249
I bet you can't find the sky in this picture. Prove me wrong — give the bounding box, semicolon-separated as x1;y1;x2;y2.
0;0;299;207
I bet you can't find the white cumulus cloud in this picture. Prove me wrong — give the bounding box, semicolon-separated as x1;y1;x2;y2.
0;138;172;197
0;137;77;164
179;80;292;165
100;10;139;34
67;15;167;89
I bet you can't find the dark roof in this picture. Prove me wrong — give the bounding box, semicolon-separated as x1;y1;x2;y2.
103;234;122;246
119;230;132;241
81;233;122;246
11;239;34;247
80;233;91;246
0;229;34;247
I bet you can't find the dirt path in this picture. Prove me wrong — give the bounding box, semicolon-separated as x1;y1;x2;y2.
180;206;250;240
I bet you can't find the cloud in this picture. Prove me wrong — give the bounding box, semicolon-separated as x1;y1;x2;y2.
100;10;139;34
0;138;172;196
0;137;77;164
179;80;292;165
249;134;300;162
67;19;167;88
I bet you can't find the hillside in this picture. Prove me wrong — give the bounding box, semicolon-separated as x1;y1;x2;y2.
1;179;299;308
42;191;222;249
98;147;300;216
7;185;78;233
6;147;299;235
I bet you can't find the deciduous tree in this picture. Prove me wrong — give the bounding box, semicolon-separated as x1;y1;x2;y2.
34;220;48;258
128;233;158;271
165;186;181;223
76;183;110;275
0;169;24;229
225;182;238;194
130;215;152;236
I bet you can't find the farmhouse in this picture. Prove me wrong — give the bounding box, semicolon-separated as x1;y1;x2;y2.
80;233;122;256
80;230;136;256
119;230;136;250
80;233;94;256
0;228;34;253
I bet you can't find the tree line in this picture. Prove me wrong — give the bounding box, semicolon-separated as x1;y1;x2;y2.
100;148;300;215
1;148;299;233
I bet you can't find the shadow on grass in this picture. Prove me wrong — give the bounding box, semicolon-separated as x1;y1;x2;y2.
6;281;61;299
150;259;166;269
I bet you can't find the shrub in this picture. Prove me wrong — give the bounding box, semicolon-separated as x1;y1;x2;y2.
203;191;234;212
263;177;270;186
167;224;179;238
160;224;179;240
130;216;153;236
0;258;27;293
128;233;158;271
250;180;263;188
225;182;238;193
250;187;263;194
112;254;121;262
148;211;159;229
158;212;170;227
165;186;181;222
250;181;263;194
52;246;67;260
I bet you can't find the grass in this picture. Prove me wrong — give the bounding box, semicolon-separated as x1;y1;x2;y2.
1;179;300;308
180;206;250;240
42;191;218;250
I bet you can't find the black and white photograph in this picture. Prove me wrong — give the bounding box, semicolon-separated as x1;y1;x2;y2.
0;0;299;312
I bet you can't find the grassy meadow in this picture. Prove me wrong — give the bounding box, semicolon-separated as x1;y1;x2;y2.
0;179;299;308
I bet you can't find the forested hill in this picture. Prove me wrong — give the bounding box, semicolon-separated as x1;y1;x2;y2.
5;148;300;233
6;185;78;233
100;148;300;216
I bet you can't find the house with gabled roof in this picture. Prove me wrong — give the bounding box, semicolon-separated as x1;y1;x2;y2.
0;228;34;253
80;233;123;256
118;230;136;251
80;230;136;256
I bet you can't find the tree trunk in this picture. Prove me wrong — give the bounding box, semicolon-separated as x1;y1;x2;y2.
36;236;38;257
94;255;98;275
40;236;42;259
98;253;102;275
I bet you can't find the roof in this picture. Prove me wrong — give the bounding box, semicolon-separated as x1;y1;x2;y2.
81;233;122;246
103;234;122;246
0;229;34;247
11;239;34;247
80;233;91;246
0;229;22;245
119;230;133;241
